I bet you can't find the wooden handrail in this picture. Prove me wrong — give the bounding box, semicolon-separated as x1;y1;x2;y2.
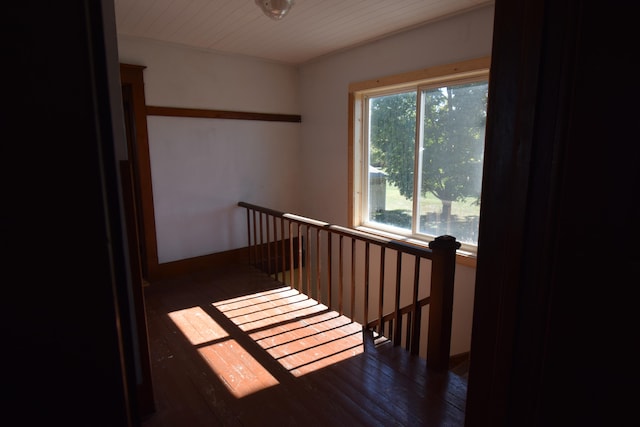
237;201;460;371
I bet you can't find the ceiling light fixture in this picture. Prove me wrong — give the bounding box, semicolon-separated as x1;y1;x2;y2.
255;0;295;21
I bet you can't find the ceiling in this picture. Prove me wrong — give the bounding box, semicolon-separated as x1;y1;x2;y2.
114;0;493;65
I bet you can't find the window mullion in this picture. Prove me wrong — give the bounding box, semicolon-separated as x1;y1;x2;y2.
412;89;422;236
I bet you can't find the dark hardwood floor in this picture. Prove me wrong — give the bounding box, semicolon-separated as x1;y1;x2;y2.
140;264;468;426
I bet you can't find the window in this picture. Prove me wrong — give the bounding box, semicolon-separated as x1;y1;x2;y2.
349;57;490;256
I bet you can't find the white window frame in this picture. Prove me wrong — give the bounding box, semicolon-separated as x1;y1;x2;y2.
348;57;491;262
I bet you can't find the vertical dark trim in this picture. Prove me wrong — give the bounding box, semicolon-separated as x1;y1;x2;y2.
466;0;638;425
119;63;160;281
119;161;156;418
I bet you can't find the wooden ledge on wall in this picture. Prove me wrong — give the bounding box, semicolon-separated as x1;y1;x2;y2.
146;105;302;123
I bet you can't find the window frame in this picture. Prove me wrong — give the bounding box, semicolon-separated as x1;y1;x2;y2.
348;57;491;264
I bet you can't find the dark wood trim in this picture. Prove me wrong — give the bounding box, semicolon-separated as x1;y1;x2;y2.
466;0;548;423
120;63;161;281
467;0;637;426
118;160;155;418
151;247;249;282
146;105;302;123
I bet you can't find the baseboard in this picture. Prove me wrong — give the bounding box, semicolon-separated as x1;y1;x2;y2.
150;247;249;281
449;351;470;368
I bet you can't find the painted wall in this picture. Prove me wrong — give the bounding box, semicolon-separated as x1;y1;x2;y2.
118;38;302;262
116;4;494;355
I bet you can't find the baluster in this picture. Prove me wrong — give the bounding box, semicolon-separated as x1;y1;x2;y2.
393;252;402;346
266;213;272;276
350;238;356;321
338;234;344;315
364;241;370;331
305;225;311;296
315;227;321;301
288;220;294;288
245;207;252;266
378;247;385;336
297;223;304;293
280;217;286;283
252;209;258;268
327;230;332;310
410;255;421;355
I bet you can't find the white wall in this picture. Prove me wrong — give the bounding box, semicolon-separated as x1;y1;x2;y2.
297;5;494;355
146;116;300;261
118;37;300;114
117;37;302;263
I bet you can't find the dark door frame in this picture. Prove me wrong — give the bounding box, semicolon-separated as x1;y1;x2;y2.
119;64;160;281
119;63;158;418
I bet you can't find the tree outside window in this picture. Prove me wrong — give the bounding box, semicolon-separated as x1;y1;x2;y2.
365;79;488;248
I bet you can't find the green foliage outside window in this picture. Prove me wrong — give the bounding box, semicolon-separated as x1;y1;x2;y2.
367;80;488;245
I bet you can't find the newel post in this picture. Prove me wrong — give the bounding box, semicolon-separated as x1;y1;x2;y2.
427;235;461;371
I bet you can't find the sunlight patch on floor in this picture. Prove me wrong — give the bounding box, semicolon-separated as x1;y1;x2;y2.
168;306;228;345
166;285;366;399
214;286;365;378
167;306;280;398
197;339;280;398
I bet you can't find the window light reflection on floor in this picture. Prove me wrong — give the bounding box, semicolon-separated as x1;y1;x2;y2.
166;286;364;398
198;339;280;398
213;286;365;378
168;306;280;398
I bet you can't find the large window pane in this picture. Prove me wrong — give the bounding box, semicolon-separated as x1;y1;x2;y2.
417;81;487;246
352;58;490;254
366;91;417;230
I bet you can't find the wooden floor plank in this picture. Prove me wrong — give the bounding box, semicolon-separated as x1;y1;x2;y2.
141;264;467;426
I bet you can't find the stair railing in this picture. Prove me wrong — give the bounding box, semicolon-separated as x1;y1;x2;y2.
237;201;460;372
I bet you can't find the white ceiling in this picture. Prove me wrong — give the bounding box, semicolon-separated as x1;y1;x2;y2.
114;0;494;65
